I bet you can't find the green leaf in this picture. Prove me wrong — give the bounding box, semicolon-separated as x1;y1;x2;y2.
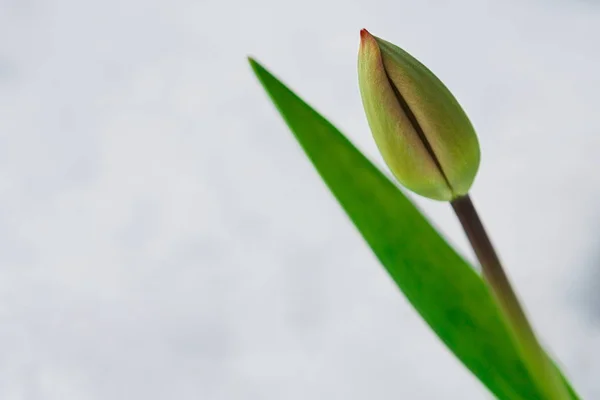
248;58;579;400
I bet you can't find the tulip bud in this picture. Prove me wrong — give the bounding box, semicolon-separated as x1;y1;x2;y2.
358;29;480;201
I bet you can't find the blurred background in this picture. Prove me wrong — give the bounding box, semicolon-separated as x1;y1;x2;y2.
1;0;599;398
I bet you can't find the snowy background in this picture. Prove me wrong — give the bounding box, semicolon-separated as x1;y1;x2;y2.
1;0;600;398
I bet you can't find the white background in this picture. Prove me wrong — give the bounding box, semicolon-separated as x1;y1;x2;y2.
1;0;599;398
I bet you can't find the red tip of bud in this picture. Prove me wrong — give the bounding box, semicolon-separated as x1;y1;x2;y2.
359;29;376;51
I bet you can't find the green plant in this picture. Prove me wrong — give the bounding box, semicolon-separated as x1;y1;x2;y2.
248;30;579;399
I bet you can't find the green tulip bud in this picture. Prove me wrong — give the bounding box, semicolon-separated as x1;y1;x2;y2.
358;29;480;201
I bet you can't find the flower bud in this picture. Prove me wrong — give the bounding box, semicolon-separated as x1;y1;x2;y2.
358;29;480;201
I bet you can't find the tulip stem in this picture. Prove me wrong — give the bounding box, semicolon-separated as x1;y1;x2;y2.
451;195;569;400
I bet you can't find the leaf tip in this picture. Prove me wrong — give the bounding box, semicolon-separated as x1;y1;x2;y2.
247;56;258;70
248;56;269;82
